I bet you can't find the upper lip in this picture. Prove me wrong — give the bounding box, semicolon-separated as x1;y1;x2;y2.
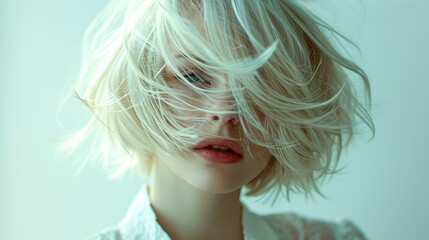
193;138;244;155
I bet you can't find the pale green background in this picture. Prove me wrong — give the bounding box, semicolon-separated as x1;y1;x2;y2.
1;0;428;239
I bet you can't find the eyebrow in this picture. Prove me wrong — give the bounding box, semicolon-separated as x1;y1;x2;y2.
160;60;198;79
160;54;207;79
173;54;206;63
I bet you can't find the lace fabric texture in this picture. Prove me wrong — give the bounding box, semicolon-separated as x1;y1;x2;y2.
88;186;367;240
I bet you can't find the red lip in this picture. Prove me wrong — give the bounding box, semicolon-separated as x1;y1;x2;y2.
193;138;244;164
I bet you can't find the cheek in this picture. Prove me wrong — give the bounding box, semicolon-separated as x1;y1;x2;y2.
244;141;272;172
163;90;205;127
251;147;272;167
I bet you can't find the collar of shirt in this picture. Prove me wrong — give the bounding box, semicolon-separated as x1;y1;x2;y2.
117;185;278;240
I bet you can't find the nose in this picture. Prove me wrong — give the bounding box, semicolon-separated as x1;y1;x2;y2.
211;113;239;126
209;83;239;126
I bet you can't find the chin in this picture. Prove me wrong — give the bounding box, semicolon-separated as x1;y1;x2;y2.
184;167;249;194
190;181;244;195
155;150;267;195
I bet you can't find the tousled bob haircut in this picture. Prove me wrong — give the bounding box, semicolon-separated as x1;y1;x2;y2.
61;0;374;198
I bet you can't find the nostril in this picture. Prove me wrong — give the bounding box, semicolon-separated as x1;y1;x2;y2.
211;114;239;125
231;117;238;124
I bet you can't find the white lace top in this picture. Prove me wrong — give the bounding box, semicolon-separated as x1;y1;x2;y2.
88;186;367;240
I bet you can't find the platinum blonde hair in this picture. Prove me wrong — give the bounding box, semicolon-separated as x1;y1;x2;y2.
61;0;374;197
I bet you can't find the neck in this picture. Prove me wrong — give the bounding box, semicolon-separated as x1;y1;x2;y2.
149;159;244;240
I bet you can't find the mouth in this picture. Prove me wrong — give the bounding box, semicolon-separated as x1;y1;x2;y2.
193;138;244;164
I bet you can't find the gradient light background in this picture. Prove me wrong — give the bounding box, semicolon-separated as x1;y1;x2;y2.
1;0;428;239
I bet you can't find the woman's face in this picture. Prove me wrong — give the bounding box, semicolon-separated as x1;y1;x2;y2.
152;54;272;194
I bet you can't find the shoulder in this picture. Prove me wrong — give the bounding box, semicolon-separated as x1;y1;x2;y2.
86;227;122;240
260;212;367;240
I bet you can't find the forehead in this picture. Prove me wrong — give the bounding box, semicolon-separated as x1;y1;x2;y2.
148;0;273;79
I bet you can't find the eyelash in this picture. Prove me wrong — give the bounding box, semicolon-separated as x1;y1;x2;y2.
183;72;202;83
177;72;212;87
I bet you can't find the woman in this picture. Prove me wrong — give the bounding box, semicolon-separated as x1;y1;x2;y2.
63;0;374;239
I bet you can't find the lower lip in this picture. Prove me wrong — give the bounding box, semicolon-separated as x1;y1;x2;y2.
194;149;243;164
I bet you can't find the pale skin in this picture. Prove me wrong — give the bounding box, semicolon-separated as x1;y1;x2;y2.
146;57;273;240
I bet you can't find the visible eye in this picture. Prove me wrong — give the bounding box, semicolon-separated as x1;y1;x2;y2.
177;71;212;88
183;72;202;83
